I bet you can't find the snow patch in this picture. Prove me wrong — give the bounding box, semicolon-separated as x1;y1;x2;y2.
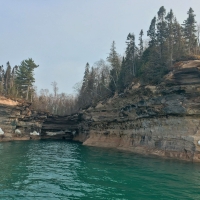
46;131;64;136
30;131;40;136
15;129;21;134
0;128;4;135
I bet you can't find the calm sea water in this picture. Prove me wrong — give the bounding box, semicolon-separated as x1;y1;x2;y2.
0;140;199;200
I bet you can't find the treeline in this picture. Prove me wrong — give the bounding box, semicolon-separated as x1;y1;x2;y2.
31;82;78;115
31;60;111;115
0;59;38;101
76;6;200;110
2;6;200;116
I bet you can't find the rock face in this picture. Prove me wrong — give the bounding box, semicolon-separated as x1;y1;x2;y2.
0;97;79;141
0;96;82;141
41;114;81;140
1;60;200;162
80;60;200;162
0;97;46;141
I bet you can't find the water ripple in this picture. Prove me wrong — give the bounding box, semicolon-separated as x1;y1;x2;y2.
0;140;200;199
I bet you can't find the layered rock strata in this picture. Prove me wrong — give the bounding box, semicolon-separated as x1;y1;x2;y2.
1;60;200;162
0;97;46;141
41;114;81;140
80;60;200;162
0;97;79;141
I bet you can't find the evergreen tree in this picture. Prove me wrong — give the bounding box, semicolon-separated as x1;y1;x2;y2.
166;9;174;66
81;62;90;92
173;18;185;60
107;41;121;93
0;66;4;94
87;67;96;101
16;58;38;100
182;7;197;54
99;70;109;97
145;16;162;81
9;65;18;96
79;62;90;107
4;62;11;94
138;29;144;57
117;57;126;93
147;17;157;47
117;34;137;92
156;6;167;63
125;33;137;76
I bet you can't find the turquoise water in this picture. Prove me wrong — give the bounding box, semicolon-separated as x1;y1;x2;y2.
0;141;199;200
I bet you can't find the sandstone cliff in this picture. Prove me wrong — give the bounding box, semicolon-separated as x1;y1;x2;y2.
0;97;47;141
0;96;79;141
80;60;200;162
1;60;200;162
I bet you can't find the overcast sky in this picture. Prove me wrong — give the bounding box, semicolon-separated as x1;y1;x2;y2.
0;0;200;94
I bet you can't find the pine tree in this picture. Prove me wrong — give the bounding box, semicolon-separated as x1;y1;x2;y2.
125;33;137;76
107;41;121;93
9;65;18;96
156;6;167;63
182;7;197;54
173;18;185;60
147;17;157;47
87;67;96;102
138;29;144;57
117;34;137;92
0;66;4;94
99;70;109;97
15;58;38;100
81;62;90;92
117;57;126;93
166;9;174;66
142;13;166;83
4;62;11;94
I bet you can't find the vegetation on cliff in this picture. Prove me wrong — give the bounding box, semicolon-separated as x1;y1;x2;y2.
0;58;38;101
75;6;200;110
1;6;200;116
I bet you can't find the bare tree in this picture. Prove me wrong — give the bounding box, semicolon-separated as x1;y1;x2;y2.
51;81;58;97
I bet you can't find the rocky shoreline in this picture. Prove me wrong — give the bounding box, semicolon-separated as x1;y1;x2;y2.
1;60;200;162
80;60;200;162
0;96;78;141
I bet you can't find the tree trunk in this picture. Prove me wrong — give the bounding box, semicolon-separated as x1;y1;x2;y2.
26;85;29;100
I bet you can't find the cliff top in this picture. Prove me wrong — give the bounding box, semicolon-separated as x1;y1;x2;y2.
173;60;200;69
0;96;19;106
